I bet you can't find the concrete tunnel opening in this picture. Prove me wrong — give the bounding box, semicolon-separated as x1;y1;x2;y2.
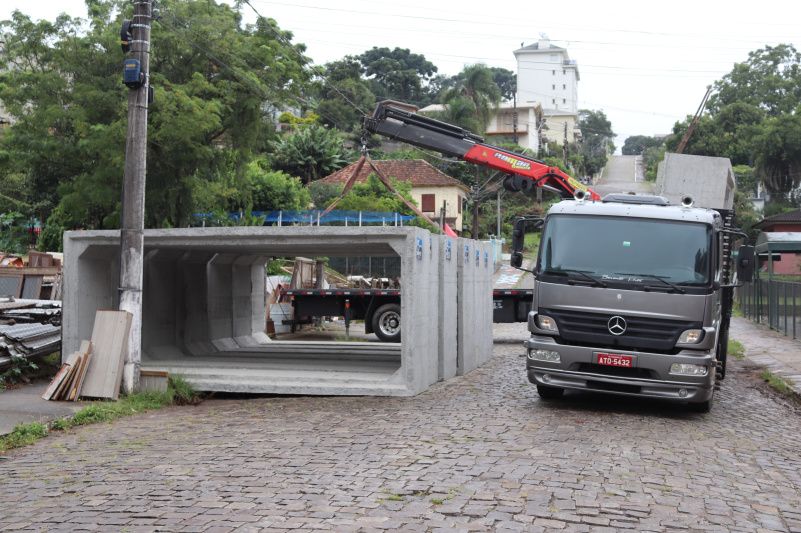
63;227;462;396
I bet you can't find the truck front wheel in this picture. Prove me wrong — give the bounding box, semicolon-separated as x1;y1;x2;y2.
536;384;564;400
372;303;401;343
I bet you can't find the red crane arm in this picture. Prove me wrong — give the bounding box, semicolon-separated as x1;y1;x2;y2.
462;144;600;200
363;102;600;201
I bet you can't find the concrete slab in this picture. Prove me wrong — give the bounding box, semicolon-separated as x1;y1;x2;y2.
0;381;84;435
64;227;454;397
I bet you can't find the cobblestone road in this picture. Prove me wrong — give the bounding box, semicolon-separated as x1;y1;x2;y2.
3;333;801;532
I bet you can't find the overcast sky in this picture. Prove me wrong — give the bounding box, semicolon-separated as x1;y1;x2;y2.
3;0;800;148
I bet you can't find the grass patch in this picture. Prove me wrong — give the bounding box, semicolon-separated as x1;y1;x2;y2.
728;339;746;360
385;494;404;502
430;498;444;505
0;377;200;454
0;422;47;451
760;369;795;396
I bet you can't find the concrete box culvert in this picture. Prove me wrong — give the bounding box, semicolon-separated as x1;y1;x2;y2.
64;226;490;396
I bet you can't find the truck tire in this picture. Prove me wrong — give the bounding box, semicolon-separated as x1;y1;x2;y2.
372;303;401;343
536;384;564;400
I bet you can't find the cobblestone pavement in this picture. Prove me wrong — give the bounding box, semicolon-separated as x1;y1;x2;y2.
3;332;801;532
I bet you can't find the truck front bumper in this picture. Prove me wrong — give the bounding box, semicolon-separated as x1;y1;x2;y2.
525;335;715;403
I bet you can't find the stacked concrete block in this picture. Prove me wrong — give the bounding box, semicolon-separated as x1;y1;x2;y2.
455;238;495;376
63;227;444;396
437;235;458;381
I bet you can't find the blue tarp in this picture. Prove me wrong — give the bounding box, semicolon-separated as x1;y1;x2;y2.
193;210;416;225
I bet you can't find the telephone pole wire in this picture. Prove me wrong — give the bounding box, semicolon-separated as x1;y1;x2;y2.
119;0;152;394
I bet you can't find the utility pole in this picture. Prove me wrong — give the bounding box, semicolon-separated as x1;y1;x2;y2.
512;93;518;145
562;121;568;168
119;0;152;394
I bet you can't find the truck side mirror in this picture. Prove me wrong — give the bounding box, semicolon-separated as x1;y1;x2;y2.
510;217;543;269
736;245;755;283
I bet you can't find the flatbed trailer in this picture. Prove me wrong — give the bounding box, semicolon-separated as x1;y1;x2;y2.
281;287;534;343
284;288;402;342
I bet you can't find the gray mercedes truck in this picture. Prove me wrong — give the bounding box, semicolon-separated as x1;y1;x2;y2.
511;154;755;411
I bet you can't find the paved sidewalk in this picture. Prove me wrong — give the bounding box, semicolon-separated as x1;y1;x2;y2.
730;316;801;395
0;381;83;435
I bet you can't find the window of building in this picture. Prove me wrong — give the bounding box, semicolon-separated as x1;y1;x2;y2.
552;70;555;75
552;99;556;104
563;84;566;90
421;193;436;212
458;197;462;214
562;69;566;75
552;84;555;90
563;98;566;104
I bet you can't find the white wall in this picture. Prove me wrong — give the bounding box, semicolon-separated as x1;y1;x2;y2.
411;186;467;231
516;42;579;115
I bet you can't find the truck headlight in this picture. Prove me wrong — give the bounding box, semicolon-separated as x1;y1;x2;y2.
678;329;703;344
536;315;559;333
670;363;708;376
528;349;561;363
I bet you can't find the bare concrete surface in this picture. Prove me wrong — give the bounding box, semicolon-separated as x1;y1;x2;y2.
593;155;653;197
2;326;801;531
0;381;83;435
731;316;801;395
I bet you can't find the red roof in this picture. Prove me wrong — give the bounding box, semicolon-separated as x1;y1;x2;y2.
754;209;801;230
317;159;470;192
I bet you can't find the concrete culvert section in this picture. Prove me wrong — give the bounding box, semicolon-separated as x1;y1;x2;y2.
63;226;490;396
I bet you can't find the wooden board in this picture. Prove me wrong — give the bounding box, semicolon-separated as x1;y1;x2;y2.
69;341;93;401
43;351;80;401
80;310;132;400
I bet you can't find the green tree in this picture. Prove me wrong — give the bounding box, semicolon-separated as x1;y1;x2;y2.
270;125;348;183
439;64;502;133
577;109;614;176
357;47;438;105
709;44;801;117
622;135;663;156
488;67;517;101
246;160;310;211
336;174;417;213
0;1;310;232
751;113;801;194
314;58;375;132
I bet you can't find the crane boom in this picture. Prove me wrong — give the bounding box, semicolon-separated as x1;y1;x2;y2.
363;102;600;201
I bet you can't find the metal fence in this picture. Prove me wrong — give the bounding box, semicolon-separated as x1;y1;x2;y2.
738;279;801;339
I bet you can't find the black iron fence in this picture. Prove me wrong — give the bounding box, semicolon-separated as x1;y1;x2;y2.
738;279;801;339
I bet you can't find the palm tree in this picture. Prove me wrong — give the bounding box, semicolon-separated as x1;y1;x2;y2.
441;64;502;134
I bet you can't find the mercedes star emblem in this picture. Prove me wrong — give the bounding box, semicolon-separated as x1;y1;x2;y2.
607;316;627;336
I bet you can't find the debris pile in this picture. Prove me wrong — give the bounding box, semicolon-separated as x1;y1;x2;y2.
0;322;61;371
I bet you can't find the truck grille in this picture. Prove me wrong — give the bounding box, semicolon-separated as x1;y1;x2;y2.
541;308;702;354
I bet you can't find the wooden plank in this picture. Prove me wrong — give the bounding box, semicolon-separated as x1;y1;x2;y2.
69;341;93;401
44;351;80;401
80;310;132;400
0;266;61;276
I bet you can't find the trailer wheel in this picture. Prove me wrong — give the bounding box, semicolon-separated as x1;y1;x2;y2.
372;303;401;343
536;384;564;400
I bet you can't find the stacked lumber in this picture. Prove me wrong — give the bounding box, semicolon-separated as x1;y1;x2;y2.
42;309;132;401
42;341;93;401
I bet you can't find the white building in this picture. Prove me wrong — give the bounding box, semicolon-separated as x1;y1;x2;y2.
484;101;541;152
515;37;579;115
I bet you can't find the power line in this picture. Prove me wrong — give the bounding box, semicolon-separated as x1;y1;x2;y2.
240;0;369;117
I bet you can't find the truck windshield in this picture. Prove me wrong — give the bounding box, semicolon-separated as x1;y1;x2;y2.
538;215;712;286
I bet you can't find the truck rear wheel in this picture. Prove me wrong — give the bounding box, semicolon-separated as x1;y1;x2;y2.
536;384;564;400
372;303;401;343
